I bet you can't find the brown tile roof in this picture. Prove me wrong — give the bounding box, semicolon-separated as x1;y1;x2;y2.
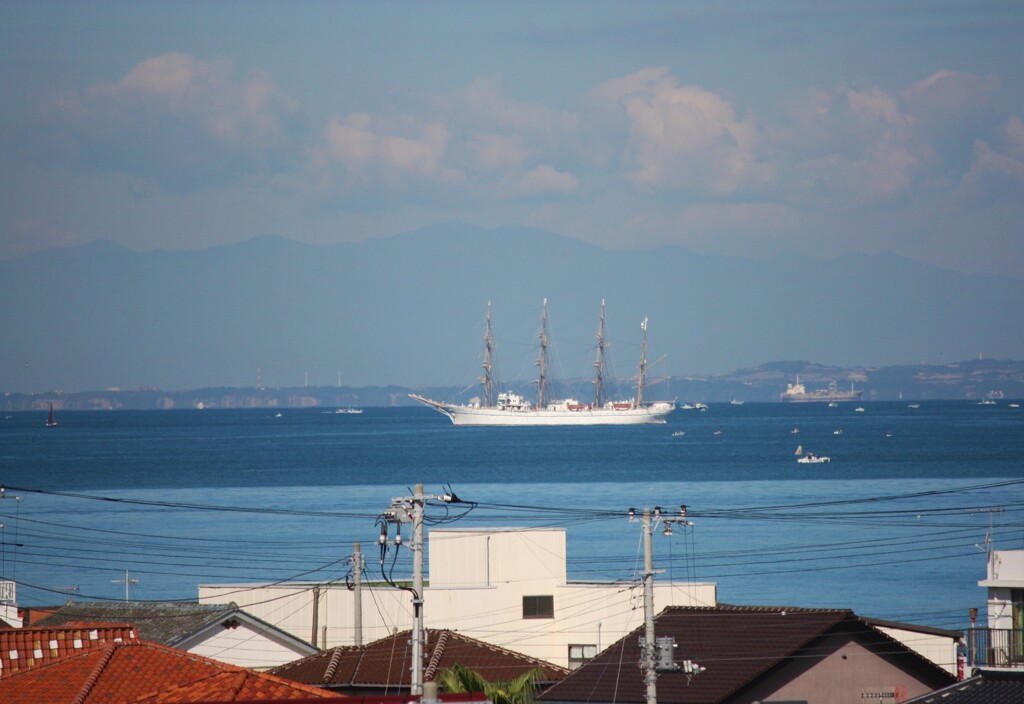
0;639;346;703
538;605;956;704
273;629;567;689
0;624;139;678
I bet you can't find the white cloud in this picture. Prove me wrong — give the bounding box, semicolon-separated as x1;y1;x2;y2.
588;67;772;196
1007;115;1024;156
317;113;456;188
513;165;579;197
40;53;300;192
902;70;1001;122
780;82;937;205
465;132;528;172
81;53;298;148
443;75;578;139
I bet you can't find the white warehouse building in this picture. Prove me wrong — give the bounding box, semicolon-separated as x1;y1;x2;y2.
200;527;718;669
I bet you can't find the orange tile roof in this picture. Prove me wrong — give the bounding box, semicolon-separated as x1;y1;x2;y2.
0;639;345;703
0;623;138;678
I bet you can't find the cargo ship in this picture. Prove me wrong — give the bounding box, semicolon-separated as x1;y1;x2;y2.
780;377;863;403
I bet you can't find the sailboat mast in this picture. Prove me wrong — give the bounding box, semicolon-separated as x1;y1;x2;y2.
593;300;606;408
481;302;494;407
536;299;548;408
637;317;648;407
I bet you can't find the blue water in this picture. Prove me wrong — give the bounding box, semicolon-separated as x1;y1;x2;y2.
1;402;1022;634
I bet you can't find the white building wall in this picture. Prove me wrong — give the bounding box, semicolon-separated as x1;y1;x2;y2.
874;626;959;676
978;550;1024;630
178;621;311;670
200;527;717;668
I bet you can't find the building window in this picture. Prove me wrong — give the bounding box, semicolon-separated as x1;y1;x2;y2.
522;595;554;619
568;644;597;670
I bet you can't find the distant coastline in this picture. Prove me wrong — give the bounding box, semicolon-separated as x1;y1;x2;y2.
4;358;1022;412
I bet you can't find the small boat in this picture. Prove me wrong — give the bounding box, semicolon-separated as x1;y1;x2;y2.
827;401;839;408
680;403;708;411
713;429;723;436
274;412;283;418
855;407;865;412
45;403;58;428
797;452;830;464
790;427;800;434
1010;403;1021;409
833;429;843;435
672;431;685;437
730;398;744;406
336;408;363;414
908;404;920;409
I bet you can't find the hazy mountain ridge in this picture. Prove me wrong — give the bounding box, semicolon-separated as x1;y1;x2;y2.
2;223;1023;394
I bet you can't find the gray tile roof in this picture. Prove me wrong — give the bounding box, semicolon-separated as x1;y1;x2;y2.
905;668;1024;704
32;601;240;646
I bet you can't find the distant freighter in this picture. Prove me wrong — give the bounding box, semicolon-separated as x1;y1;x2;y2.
780;377;863;403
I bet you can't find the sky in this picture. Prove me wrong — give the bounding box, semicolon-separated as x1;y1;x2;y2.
1;1;1023;277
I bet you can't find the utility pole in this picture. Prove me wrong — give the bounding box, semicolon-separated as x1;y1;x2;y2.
353;542;363;646
378;484;459;697
112;569;138;602
311;585;320;648
412;485;425;696
630;505;702;704
641;508;658;704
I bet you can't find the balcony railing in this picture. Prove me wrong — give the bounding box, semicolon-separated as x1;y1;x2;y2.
966;628;1024;668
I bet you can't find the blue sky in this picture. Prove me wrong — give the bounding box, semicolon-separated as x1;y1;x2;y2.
2;1;1022;276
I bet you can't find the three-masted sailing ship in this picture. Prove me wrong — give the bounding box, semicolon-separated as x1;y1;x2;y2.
410;300;675;426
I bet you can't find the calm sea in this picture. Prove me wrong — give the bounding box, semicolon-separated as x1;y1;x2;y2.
1;401;1022;633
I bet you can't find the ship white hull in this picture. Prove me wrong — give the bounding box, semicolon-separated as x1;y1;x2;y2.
411;395;674;426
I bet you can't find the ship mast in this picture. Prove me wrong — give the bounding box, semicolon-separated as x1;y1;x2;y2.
636;317;648;407
481;302;494;407
593;300;606;408
536;298;549;409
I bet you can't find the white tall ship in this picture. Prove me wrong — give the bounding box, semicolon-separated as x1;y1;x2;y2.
410;301;676;426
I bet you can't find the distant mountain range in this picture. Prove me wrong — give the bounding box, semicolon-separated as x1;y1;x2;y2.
2;222;1023;395
4;358;1022;411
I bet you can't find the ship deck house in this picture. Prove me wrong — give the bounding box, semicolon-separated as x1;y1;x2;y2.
200;527;718;669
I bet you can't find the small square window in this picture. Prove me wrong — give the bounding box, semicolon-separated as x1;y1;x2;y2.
568;644;597;670
522;595;554;619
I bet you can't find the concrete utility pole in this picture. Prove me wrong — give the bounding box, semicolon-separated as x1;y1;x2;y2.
311;586;320;647
353;542;363;646
378;484;459;697
641;509;658;704
412;485;425;696
630;505;702;704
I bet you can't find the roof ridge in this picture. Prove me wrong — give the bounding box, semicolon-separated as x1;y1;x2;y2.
323;646;345;683
424;629;450;681
71;642;118;704
230;670;249;699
